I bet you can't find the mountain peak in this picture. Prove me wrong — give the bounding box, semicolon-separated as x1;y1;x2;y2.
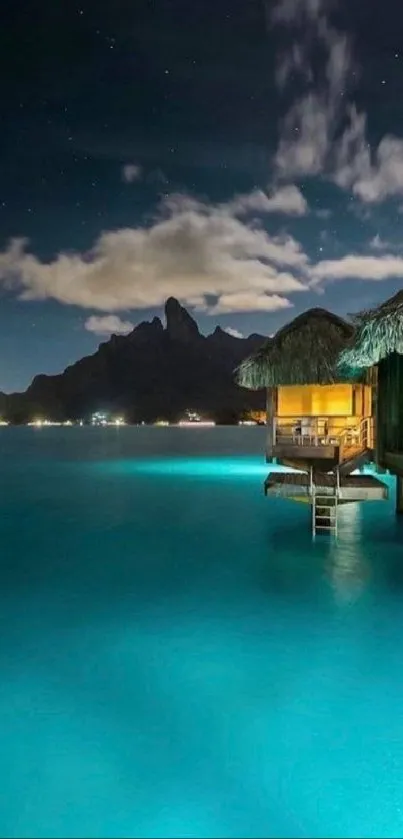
165;297;200;342
127;316;163;343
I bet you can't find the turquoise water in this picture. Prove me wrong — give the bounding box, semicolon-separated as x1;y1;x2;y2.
0;427;403;839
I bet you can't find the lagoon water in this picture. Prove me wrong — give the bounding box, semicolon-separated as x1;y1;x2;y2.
0;426;403;838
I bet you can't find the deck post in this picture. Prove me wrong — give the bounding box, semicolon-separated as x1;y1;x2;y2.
396;476;403;515
266;387;275;462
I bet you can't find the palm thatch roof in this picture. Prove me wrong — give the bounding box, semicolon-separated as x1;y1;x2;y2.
339;289;403;369
236;307;357;389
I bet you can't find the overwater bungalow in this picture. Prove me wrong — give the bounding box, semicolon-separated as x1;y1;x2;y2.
236;308;388;535
340;290;403;513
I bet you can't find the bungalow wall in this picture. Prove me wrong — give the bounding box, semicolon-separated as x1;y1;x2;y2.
376;353;403;463
276;384;372;435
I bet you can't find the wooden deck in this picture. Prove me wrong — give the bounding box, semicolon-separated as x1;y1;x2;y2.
264;470;388;502
270;441;367;471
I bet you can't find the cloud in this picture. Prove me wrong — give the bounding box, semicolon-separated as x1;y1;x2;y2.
272;0;324;25
352;137;403;204
122;163;142;183
85;314;134;336
227;185;308;216
331;104;403;204
311;254;403;284
0;195;309;315
275;44;313;90
315;208;332;219
275;94;333;177
369;235;393;251
272;1;355;180
224;327;244;339
332;108;369;188
205;293;293;314
272;0;403;205
4;186;403;316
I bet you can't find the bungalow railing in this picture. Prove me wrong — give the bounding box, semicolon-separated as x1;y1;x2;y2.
274;416;372;450
339;417;372;459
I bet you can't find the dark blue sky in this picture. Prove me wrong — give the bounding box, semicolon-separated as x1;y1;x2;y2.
1;0;403;391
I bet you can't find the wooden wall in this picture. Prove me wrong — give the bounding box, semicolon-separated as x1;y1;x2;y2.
377;353;403;460
277;384;354;417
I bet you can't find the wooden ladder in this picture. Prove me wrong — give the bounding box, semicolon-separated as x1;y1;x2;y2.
311;468;339;537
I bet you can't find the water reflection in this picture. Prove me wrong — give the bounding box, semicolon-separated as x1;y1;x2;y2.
326;502;370;604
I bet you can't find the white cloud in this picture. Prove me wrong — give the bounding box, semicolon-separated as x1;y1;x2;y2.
353;136;403;203
0;195;309;315
332;108;386;204
205;293;293;314
85;314;134;336
275;94;333;177
325;30;352;98
332;108;369;188
275;44;312;89
369;235;393;251
331;106;403;203
224;327;244;339
227;185;308;216
273;1;354;181
272;0;403;206
315;208;332;219
122;164;142;183
311;254;403;284
272;0;324;25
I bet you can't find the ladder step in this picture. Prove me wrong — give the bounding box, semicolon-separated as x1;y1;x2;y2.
311;469;339;536
315;500;336;504
314;509;338;516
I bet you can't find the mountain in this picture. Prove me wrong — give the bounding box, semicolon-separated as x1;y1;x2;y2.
0;298;266;423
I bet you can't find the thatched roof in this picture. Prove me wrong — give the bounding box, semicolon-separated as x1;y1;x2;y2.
236;307;357;389
339;289;403;369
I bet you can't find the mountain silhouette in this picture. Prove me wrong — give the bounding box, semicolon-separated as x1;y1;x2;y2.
0;298;266;423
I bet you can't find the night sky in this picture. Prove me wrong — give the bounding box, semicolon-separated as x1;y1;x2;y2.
1;0;403;391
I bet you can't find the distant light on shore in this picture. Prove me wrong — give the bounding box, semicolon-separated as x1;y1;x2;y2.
27;419;78;427
178;420;216;427
18;415;263;429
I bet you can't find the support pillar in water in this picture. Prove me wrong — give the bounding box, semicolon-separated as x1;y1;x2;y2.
396;476;403;514
266;387;275;463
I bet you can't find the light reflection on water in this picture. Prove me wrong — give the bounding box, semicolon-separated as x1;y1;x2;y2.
0;428;402;838
94;455;297;479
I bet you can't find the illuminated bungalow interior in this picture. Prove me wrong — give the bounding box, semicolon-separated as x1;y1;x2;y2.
340;289;403;513
236;308;387;535
236;308;373;472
